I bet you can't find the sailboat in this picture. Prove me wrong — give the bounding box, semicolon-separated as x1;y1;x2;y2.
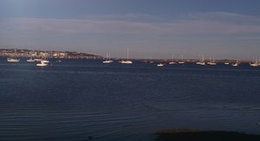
103;53;113;64
178;54;185;64
157;63;164;67
196;55;206;65
7;58;20;63
120;48;133;64
232;60;239;67
169;54;176;64
207;56;217;66
7;49;20;63
36;60;48;67
224;62;230;65
249;58;259;67
27;56;36;63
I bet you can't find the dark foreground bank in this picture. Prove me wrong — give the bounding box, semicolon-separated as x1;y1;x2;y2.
155;129;260;141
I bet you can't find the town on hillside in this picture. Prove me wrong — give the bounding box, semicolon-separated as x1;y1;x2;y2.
0;49;102;59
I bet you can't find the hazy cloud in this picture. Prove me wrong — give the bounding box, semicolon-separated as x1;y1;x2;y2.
1;12;260;36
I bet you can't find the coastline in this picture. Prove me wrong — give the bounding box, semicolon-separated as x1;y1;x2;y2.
0;48;256;64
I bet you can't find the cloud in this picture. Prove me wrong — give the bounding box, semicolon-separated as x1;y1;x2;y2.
1;12;260;36
0;17;157;35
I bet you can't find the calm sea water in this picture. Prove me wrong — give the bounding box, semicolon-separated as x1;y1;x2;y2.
1;58;260;141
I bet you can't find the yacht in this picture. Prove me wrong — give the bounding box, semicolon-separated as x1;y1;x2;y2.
178;54;185;64
207;62;216;65
103;60;113;64
169;54;176;64
7;58;20;63
103;53;113;64
224;62;230;65
196;61;206;65
250;63;258;67
169;61;176;64
41;60;49;64
36;61;48;67
27;58;35;63
207;56;217;65
120;60;133;64
120;48;133;64
249;58;259;67
157;63;164;67
232;63;238;67
196;55;206;65
232;61;239;67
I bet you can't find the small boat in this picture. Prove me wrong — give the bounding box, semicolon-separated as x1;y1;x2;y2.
120;48;133;64
178;54;185;64
120;60;133;64
169;54;176;64
249;59;259;67
207;56;217;65
250;63;258;67
27;58;35;63
224;62;229;65
103;53;113;64
232;63;238;67
157;63;164;67
36;60;49;67
232;61;239;67
207;62;217;66
103;60;113;64
7;58;20;63
196;55;206;65
41;60;49;64
36;63;48;67
196;62;206;65
34;58;43;62
169;61;176;65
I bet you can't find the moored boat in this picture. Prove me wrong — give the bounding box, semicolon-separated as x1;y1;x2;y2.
7;58;20;63
157;63;164;67
27;58;35;63
120;60;133;64
36;60;49;67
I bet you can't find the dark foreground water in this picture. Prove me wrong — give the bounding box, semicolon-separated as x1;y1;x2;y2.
1;58;260;141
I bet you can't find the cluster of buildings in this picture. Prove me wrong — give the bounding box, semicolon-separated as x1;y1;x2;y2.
0;49;101;59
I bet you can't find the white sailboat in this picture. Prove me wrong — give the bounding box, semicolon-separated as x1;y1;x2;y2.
169;54;176;64
27;57;35;63
207;56;217;66
157;63;164;67
178;54;185;64
36;60;48;67
103;53;113;64
224;62;230;65
196;55;206;65
7;58;20;63
232;60;239;67
7;49;20;63
120;48;133;64
249;58;259;67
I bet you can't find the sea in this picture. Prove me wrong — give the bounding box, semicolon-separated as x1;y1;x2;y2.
0;58;260;141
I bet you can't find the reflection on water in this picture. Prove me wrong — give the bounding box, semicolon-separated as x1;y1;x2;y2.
0;59;260;140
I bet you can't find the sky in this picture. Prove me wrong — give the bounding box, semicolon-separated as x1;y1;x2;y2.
1;0;260;59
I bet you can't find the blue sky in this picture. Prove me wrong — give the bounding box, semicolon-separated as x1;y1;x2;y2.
1;0;260;59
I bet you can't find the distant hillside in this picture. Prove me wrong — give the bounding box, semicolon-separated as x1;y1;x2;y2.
0;49;102;59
